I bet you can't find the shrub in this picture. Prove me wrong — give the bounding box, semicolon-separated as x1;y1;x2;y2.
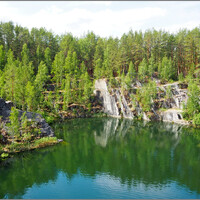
7;107;20;139
34;137;58;148
193;113;200;127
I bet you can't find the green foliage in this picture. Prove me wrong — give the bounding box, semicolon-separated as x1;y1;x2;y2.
192;113;200;127
178;72;184;82
25;81;37;111
94;58;102;79
125;61;136;88
7;107;20;139
0;45;5;70
148;56;157;77
137;80;157;112
166;85;172;99
4;49;17;102
63;74;71;110
52;51;65;87
159;57;176;81
44;47;52;74
34;137;58;148
35;61;48;92
1;152;9;158
185;81;200;118
83;72;92;102
21;43;29;65
138;58;148;81
0;21;200;121
21;112;29;135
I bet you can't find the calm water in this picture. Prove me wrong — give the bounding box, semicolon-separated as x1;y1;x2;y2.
1;117;200;199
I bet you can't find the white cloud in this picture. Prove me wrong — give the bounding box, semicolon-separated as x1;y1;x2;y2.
0;1;199;38
164;21;200;34
0;3;166;37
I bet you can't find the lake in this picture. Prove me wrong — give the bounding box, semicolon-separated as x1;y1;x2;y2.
0;117;200;199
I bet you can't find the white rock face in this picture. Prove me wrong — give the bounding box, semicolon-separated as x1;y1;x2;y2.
94;79;189;125
160;109;189;125
94;79;120;117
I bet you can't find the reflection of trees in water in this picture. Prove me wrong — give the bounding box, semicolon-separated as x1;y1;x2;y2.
0;118;200;198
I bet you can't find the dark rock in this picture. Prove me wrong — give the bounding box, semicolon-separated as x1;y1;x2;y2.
0;98;54;137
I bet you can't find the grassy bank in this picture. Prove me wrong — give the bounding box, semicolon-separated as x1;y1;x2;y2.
0;136;59;162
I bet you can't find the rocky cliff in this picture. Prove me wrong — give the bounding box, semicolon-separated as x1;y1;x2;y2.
94;79;189;125
0;98;54;137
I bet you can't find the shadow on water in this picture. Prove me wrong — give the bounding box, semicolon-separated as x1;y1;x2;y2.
0;117;200;198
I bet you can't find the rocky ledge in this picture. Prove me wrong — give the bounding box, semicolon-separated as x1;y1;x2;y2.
0;98;54;137
94;79;190;125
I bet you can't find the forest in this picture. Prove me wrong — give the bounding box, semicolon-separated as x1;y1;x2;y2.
0;21;200;122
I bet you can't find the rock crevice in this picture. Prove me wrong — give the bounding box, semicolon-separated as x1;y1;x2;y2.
94;79;189;125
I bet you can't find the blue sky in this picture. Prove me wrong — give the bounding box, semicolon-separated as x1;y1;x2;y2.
0;1;200;38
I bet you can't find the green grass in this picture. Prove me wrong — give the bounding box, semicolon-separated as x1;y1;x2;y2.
2;137;58;154
33;137;58;148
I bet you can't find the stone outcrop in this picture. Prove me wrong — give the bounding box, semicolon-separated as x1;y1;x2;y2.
94;79;189;125
0;98;54;137
94;79;120;117
159;109;189;125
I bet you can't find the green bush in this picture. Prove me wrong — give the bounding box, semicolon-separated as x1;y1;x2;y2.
7;107;20;139
193;113;200;127
34;137;58;148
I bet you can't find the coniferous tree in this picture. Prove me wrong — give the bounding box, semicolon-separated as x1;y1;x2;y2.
0;45;5;70
138;58;148;81
15;45;34;110
25;81;36;111
83;71;92;102
44;47;52;74
35;61;48;92
94;58;102;79
63;74;71;110
7;107;20;139
52;51;65;87
4;49;17;102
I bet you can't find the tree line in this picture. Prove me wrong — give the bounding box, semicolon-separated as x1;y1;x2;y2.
0;21;200;116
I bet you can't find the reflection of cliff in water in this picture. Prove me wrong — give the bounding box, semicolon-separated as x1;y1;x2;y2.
0;118;200;198
93;118;183;148
94;118;134;147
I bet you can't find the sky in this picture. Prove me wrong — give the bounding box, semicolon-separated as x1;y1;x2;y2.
0;1;200;38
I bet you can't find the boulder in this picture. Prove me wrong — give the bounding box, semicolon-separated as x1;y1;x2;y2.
0;98;54;137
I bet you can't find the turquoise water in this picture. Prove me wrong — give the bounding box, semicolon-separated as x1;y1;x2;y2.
0;118;200;199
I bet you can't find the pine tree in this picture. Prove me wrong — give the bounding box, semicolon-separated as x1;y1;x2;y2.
4;49;17;102
83;71;92;102
0;70;5;98
36;45;43;70
63;74;71;110
21;43;29;66
138;58;148;81
21;112;28;135
64;50;73;74
44;47;52;74
80;61;86;74
25;81;36;111
186;80;200;118
72;51;79;78
94;58;102;79
160;57;175;81
35;61;48;92
15;55;34;110
52;51;65;87
0;45;5;70
7;107;20;139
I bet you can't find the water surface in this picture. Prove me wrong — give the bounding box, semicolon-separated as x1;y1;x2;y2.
0;118;200;199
